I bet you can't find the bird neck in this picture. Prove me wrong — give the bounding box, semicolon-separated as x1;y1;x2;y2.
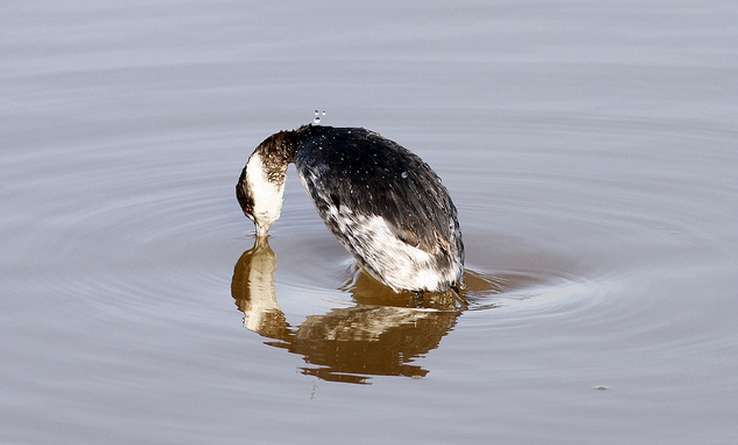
253;130;299;174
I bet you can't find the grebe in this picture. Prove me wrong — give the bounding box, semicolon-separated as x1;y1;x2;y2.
236;124;464;293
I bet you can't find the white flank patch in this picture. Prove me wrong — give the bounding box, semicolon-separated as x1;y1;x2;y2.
346;215;449;291
299;168;462;292
245;152;285;231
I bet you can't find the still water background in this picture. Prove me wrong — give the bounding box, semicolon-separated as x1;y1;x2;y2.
2;1;738;443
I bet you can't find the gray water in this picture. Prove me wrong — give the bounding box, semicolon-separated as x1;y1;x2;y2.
2;1;738;443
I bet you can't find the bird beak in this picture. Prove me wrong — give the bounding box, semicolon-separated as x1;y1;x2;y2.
255;222;269;238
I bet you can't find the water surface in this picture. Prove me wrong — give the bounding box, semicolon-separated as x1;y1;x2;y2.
2;1;738;443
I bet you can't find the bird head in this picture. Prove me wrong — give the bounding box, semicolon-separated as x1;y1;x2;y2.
236;133;293;237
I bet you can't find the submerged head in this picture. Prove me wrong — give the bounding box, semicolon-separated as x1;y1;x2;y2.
236;131;295;237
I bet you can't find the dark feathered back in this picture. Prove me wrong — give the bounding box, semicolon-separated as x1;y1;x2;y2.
292;126;464;273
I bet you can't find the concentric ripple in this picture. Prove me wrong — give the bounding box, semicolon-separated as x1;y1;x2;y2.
3;0;738;442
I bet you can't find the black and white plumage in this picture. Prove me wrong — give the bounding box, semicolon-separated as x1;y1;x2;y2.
236;125;464;293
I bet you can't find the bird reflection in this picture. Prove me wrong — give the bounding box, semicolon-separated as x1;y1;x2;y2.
231;238;495;384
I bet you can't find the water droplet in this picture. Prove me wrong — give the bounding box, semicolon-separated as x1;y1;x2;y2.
401;171;408;179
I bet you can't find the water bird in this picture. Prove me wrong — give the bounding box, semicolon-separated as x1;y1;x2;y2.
236;124;464;293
